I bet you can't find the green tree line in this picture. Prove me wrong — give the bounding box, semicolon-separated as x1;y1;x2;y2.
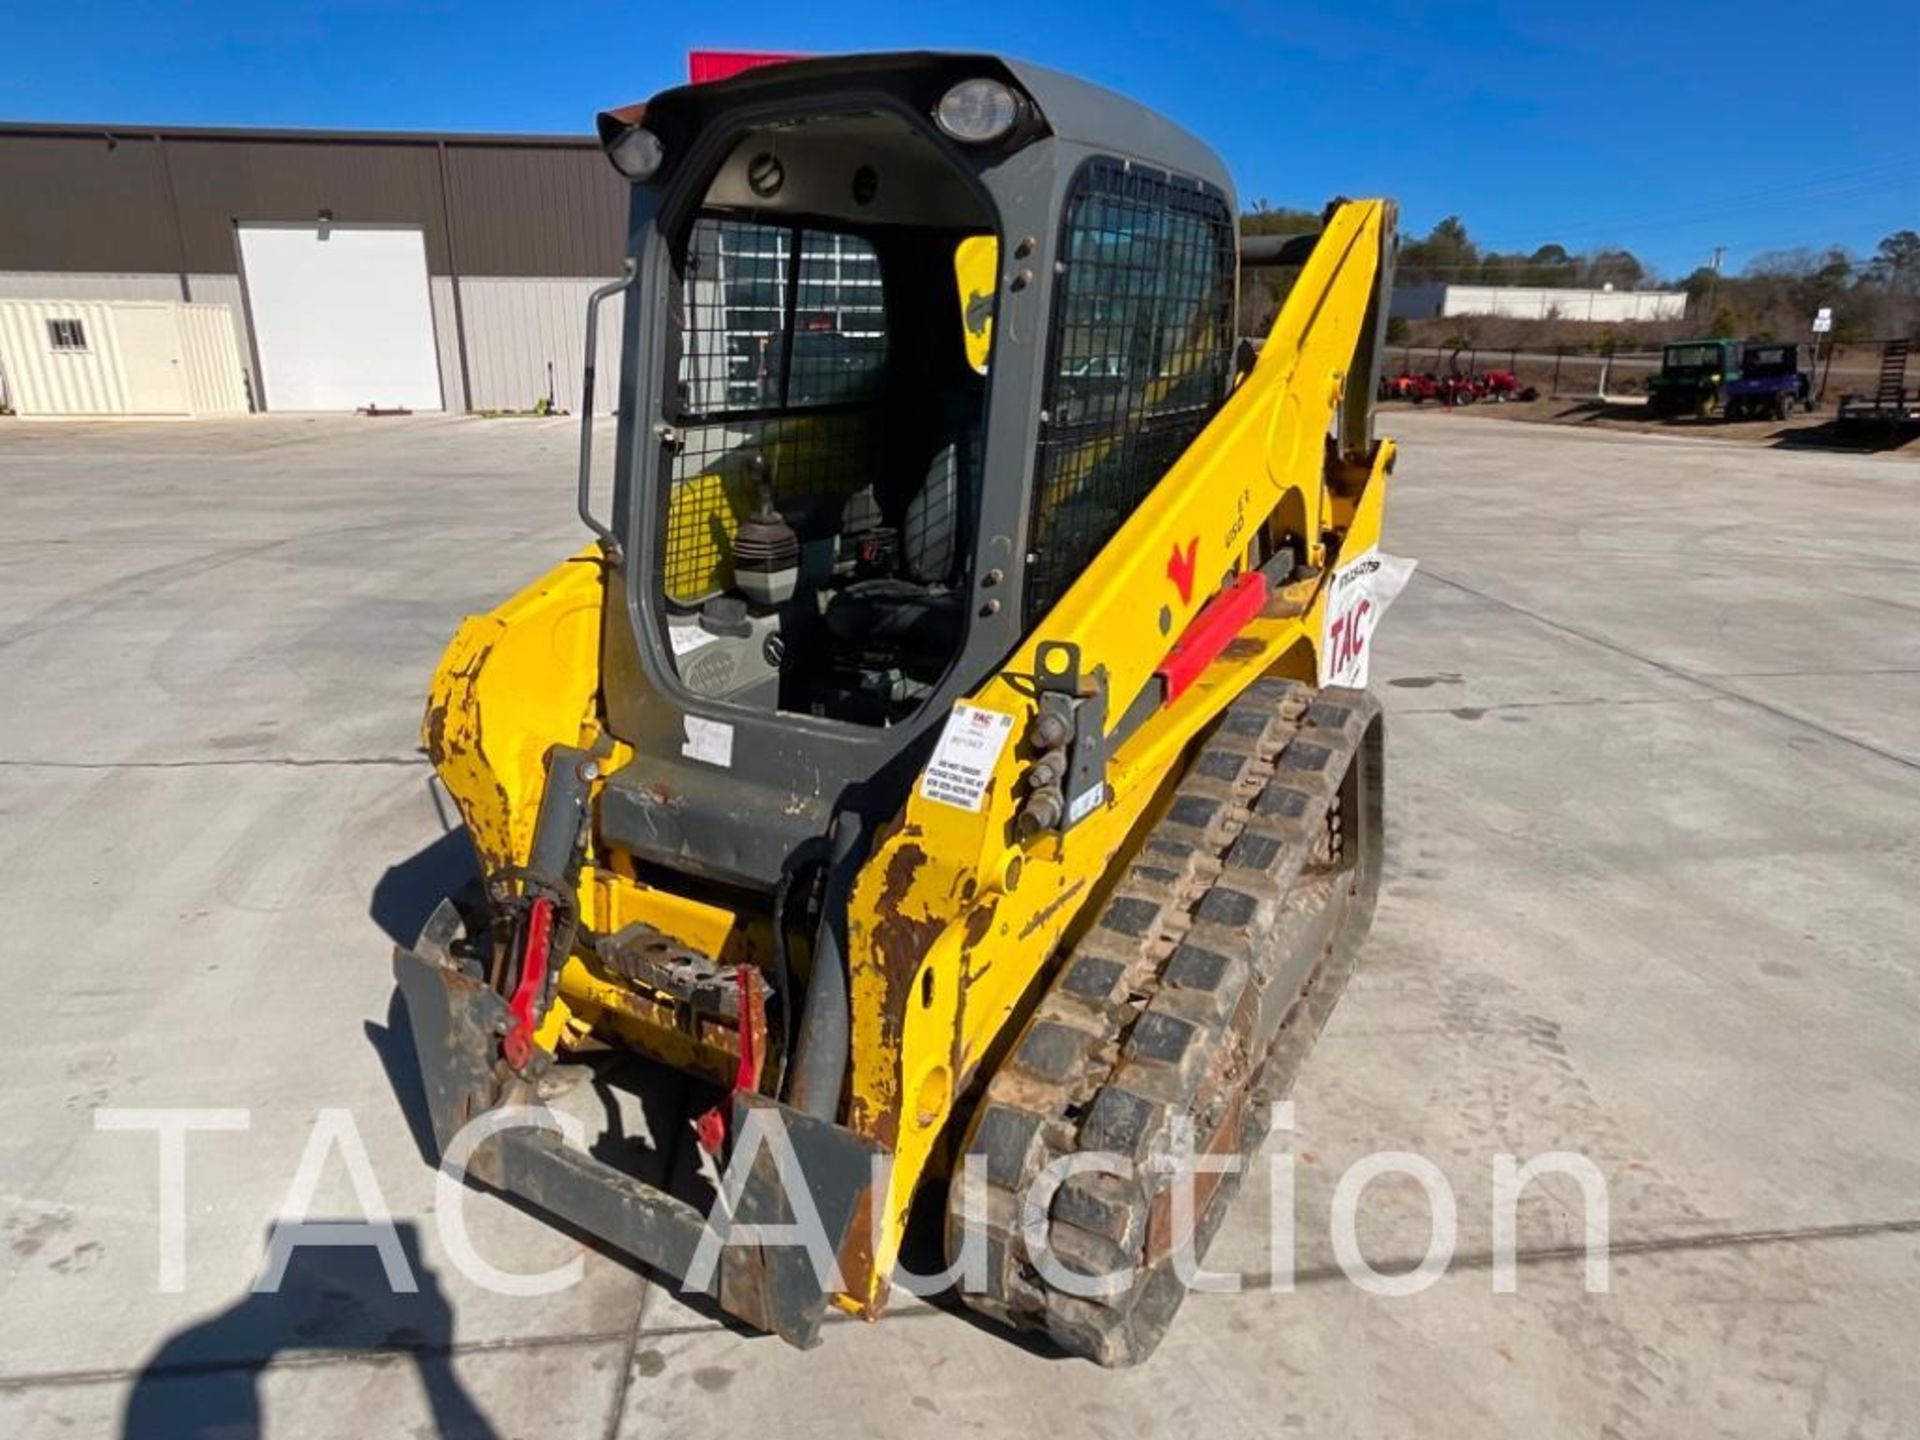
1681;234;1919;341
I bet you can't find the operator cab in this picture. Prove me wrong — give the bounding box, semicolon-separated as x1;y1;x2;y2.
589;56;1240;888
646;109;996;727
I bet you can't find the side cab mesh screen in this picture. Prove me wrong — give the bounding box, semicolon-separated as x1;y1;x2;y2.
664;217;887;605
1026;159;1235;624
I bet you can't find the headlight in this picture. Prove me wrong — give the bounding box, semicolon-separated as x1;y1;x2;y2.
607;126;665;181
935;78;1021;143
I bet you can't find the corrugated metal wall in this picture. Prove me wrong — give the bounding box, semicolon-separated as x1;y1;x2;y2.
428;276;465;411
0;271;182;300
444;147;628;276
0;272;622;416
173;303;250;414
459;278;623;414
0;135;178;273
174;138;455;272
182;273;256;406
0;299;249;416
0;124;634;412
0;126;626;278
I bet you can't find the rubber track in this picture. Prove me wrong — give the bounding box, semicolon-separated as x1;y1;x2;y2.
947;678;1383;1365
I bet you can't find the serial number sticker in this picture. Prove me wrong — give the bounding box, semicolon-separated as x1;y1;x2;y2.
681;714;734;768
1067;782;1105;825
919;704;1016;812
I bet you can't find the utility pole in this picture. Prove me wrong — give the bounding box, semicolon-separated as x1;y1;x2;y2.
1703;246;1725;328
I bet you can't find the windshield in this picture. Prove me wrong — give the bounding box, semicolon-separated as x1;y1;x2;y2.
1664;344;1724;371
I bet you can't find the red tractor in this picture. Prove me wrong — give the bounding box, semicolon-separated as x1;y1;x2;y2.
1378;366;1532;407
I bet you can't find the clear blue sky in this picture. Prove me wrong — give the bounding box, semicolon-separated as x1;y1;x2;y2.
6;0;1916;280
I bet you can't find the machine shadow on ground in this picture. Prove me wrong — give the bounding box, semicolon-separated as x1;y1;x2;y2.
118;1223;499;1439
369;825;481;953
1414;395;1920;454
1769;418;1920;453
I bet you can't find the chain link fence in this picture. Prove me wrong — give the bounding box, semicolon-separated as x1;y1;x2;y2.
1382;342;1897;404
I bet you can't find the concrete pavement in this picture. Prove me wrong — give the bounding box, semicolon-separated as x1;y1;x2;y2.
1;410;1916;1437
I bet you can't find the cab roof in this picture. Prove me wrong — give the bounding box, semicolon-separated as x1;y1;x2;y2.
600;51;1235;205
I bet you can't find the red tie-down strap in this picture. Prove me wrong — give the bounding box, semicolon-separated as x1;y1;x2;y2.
695;966;765;1155
501;895;555;1071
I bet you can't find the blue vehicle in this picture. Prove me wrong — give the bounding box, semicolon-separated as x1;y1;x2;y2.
1724;341;1813;421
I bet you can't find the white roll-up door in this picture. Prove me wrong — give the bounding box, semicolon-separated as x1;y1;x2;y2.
238;223;443;411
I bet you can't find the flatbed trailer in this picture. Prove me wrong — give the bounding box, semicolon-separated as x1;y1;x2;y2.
1837;339;1919;432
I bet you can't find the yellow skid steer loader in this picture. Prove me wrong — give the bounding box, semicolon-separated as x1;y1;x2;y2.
395;52;1399;1364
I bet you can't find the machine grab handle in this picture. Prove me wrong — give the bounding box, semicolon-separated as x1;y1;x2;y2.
577;261;637;561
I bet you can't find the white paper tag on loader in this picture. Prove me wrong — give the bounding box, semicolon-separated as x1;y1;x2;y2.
919;704;1015;812
1320;549;1418;689
681;714;735;768
668;624;716;658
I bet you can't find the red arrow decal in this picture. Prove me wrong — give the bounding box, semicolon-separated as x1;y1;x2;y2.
1167;538;1199;605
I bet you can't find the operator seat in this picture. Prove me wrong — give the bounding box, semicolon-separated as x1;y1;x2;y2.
825;393;981;661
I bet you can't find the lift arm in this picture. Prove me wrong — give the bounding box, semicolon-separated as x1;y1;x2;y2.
840;199;1399;1314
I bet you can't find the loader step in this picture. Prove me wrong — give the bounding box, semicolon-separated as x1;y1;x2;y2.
946;677;1383;1365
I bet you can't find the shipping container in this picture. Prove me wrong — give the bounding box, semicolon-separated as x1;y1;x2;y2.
0;299;249;416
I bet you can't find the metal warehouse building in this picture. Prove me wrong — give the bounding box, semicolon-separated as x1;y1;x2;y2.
0;121;629;414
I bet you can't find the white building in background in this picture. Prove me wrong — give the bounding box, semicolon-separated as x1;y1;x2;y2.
1391;284;1688;324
